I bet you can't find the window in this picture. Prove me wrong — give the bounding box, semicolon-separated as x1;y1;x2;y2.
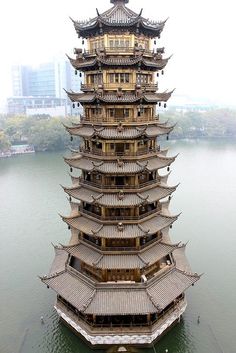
91;39;104;50
108;37;130;48
135;39;149;49
115;73;119;83
124;109;130;117
137;74;149;84
125;73;130;83
109;74;114;83
91;108;101;115
109;73;130;84
88;74;102;85
108;109;115;117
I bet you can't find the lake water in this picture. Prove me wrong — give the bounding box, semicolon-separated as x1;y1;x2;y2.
0;139;235;353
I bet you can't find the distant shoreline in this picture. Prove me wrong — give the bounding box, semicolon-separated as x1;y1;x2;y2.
1;137;236;158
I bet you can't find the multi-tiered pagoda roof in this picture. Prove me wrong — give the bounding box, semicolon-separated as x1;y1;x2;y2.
71;0;166;38
41;0;200;347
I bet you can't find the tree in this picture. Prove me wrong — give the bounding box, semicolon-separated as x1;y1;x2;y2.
0;131;11;152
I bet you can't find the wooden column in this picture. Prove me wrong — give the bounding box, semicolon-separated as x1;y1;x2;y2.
101;237;106;250
80;232;84;241
101;207;106;217
131;34;135;47
134;269;140;282
135;174;139;186
102;269;107;282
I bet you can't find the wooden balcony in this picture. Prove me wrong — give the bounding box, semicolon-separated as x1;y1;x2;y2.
81;234;160;252
79;207;161;221
82;46;155;57
81;83;158;92
81;237;137;252
80;146;160;157
80;115;160;124
79;178;160;190
82;115;159;124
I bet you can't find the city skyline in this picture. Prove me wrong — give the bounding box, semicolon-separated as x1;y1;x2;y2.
0;0;236;106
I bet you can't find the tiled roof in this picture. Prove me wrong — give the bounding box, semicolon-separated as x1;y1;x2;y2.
141;242;179;265
41;265;200;315
84;289;157;315
66;91;173;104
65;244;145;269
72;2;165;37
62;241;179;269
48;247;68;275
64;123;174;139
68;55;169;70
41;271;95;311
173;245;192;273
64;154;176;174
62;212;178;239
63;183;177;207
68;243;102;265
147;268;200;310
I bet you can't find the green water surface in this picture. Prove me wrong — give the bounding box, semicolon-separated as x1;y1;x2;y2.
0;139;235;353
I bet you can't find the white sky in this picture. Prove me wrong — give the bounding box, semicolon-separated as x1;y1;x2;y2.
0;0;236;105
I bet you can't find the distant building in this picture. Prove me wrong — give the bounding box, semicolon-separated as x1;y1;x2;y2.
169;104;218;113
8;60;82;116
7;96;67;116
169;94;219;113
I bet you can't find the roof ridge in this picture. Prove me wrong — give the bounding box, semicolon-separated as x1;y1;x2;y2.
137;253;149;266
175;267;202;279
146;288;161;311
81;289;96;312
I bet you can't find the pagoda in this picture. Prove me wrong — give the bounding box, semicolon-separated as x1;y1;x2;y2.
41;0;200;347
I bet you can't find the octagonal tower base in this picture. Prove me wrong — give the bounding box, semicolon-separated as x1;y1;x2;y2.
55;298;187;347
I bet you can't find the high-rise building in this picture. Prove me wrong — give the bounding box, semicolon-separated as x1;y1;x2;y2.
8;60;82;115
11;65;23;97
41;0;200;347
12;62;58;97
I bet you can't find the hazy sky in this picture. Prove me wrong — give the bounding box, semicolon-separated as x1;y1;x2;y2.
1;0;236;105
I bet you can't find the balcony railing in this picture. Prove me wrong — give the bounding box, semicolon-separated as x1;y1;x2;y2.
79;178;160;190
81;83;158;92
83;46;155;57
80;146;160;157
80;114;160;124
81;115;159;123
81;237;137;252
79;207;161;221
81;235;160;252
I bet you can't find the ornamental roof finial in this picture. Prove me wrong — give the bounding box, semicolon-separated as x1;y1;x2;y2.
110;0;129;4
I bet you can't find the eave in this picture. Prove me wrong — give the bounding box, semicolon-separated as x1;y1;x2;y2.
65;90;174;105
